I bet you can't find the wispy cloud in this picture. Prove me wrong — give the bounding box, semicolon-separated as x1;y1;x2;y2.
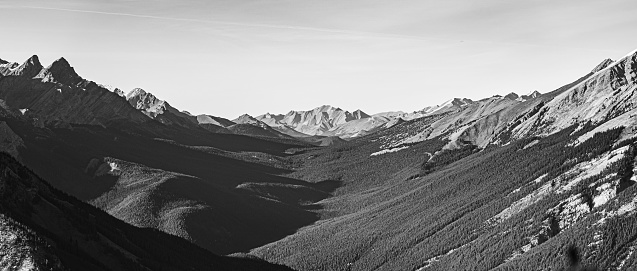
11;5;456;43
10;4;621;54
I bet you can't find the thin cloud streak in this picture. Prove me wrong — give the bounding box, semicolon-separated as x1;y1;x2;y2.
13;5;452;42
9;5;619;54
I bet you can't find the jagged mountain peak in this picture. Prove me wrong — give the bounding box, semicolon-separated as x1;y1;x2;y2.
316;104;338;112
517;90;542;101
125;88;169;118
8;55;43;77
26;55;41;65
592;58;615;73
52;56;70;67
259;112;285;122
233;113;259;124
528;90;541;97
35;56;83;85
254;105;373;137
352;109;370;119
120;88;203;127
125;88;162;106
126;87;149;99
125;88;164;107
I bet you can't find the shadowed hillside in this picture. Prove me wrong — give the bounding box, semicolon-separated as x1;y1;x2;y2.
0;152;293;270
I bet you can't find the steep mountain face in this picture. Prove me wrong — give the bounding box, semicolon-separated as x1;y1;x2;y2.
35;57;84;86
592;58;615;73
351;109;370;119
375;93;544;150
509;51;637;142
6;56;43;78
125;88;200;129
0;58;20;77
0;55;152;128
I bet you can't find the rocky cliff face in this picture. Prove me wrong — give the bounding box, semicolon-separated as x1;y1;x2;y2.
511;51;637;141
126;88;170;118
0;55;152;127
0;58;20;77
5;56;43;78
383;52;637;150
381;93;541;149
592;58;615;73
35;57;83;86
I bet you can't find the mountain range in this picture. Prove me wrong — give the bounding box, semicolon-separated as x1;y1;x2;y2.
0;47;636;270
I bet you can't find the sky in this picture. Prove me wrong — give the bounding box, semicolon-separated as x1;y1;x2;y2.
1;0;637;118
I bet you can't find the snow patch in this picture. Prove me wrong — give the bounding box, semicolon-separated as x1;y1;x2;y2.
108;162;120;173
522;139;539;149
370;146;409;156
533;174;547;184
507;187;522;197
506;243;532;262
415;247;458;271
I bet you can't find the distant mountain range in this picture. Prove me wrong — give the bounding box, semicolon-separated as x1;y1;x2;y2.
0;54;552;145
